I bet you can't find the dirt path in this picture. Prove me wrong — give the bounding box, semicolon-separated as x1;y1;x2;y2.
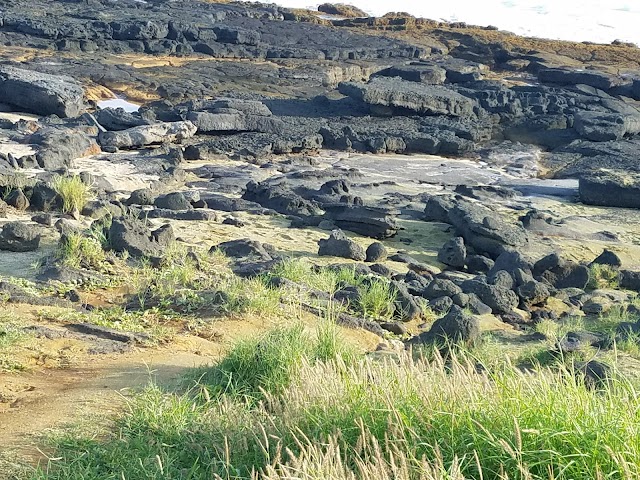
0;336;221;471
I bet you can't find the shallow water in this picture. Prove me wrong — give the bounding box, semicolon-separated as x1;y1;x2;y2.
259;0;640;45
97;98;140;113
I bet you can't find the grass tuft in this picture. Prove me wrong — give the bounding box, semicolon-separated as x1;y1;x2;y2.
50;175;91;214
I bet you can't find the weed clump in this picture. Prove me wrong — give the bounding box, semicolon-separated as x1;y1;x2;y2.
50;175;91;214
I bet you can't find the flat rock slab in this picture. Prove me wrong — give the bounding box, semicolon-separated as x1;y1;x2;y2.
98;121;197;149
0;66;85;118
339;77;477;117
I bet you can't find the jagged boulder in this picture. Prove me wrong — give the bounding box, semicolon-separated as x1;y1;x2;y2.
409;306;480;346
98;121;197;150
109;217;174;259
339;77;477;117
324;204;399;239
212;238;274;262
579;170;640;209
0;222;41;252
437;237;466;268
461;279;518;314
318;230;366;261
0;66;86;118
186;112;284;134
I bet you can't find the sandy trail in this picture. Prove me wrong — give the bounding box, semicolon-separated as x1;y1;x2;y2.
0;337;220;472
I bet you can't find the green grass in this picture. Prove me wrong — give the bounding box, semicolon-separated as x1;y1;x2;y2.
356;277;396;320
270;258;399;320
188;323;356;400
0;314;32;371
40;306;172;342
587;263;620;290
50;175;91;214
31;332;640;480
270;258;363;295
53;232;108;271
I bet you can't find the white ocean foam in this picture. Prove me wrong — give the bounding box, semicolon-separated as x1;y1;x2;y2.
259;0;640;45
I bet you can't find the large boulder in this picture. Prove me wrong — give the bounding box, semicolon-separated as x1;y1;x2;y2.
425;196;528;258
409;305;480;346
186;112;284;134
536;257;590;289
579;170;640;209
537;68;616;90
318;229;366;261
98;121;197;150
96;107;150;131
574;112;640;142
324;204;399;239
109;217;175;259
461;279;518;314
391;280;422;321
318;3;367;17
242;181;322;217
212;238;274;262
338;77;477;117
0;66;86;118
0;222;41;252
437;237;466;268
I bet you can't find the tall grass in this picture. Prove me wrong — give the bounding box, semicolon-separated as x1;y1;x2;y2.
53;232;107;271
33;330;640;480
188;323;355;399
356;278;396;320
50;175;91;214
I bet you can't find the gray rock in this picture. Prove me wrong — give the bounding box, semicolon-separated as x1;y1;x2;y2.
96;107;150;131
212;238;274;262
466;255;494;274
462;279;518;314
582;295;613;314
489;270;515;290
380;321;408;336
410;305;480;346
109;217;174;259
5;189;29;211
0;66;85;118
591;249;622;268
154;192;192;211
534;252;561;276
98;121;197;150
31;213;53;227
126;188;157;206
365;242;387;263
339;77;477;117
517;281;550;306
318;230;366;261
574;111;640;142
620;270;640;291
489;250;533;278
579;171;640;209
437;236;466;268
423;278;462;300
391;280;422;321
537;68;616;90
467;293;492;315
430;296;454;314
0;222;41;252
538;260;590;290
324;204;400;239
186;111;284;134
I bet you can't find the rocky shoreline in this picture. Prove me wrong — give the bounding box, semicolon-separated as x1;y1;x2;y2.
0;0;638;367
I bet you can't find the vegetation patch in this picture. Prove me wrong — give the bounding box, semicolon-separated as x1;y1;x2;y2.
50;175;91;214
31;329;640;480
